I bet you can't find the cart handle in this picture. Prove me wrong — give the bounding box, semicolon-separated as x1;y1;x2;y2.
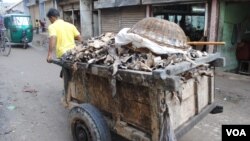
187;41;225;45
51;59;62;66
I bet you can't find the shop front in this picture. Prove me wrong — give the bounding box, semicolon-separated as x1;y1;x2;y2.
218;0;250;72
59;0;81;32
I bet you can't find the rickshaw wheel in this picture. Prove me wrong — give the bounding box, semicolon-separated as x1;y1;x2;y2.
1;37;11;56
23;43;28;49
69;103;111;141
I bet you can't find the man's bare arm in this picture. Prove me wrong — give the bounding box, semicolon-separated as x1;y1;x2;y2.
47;36;56;63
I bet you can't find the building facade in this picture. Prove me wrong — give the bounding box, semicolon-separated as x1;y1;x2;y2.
94;0;217;51
5;0;24;14
58;0;81;33
218;0;250;71
24;0;56;28
23;0;250;71
94;0;250;72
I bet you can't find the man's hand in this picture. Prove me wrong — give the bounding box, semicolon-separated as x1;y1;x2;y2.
75;35;83;44
47;54;52;63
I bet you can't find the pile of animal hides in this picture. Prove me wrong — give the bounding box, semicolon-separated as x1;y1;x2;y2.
63;17;208;75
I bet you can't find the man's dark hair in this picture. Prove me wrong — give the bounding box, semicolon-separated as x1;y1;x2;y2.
46;8;60;18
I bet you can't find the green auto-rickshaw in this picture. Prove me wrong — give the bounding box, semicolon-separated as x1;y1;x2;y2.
3;13;33;49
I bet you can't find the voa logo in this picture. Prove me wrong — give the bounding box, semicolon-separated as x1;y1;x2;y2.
226;129;247;136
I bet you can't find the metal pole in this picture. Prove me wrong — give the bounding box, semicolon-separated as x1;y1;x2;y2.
146;5;150;17
204;2;208;37
72;9;74;25
0;0;3;15
98;9;101;35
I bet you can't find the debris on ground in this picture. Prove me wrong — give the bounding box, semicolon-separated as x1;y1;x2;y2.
0;102;3;108
22;86;38;94
7;105;16;111
0;129;15;135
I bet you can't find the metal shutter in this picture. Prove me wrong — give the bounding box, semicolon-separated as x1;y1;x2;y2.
101;6;146;33
101;9;120;33
120;6;146;29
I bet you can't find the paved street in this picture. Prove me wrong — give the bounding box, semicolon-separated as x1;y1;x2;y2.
0;39;250;141
0;45;72;141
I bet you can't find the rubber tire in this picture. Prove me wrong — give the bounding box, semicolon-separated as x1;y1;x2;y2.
23;43;28;49
69;103;111;141
2;37;11;56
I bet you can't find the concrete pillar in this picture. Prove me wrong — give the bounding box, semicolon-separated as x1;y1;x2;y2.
204;3;208;36
208;0;219;53
80;0;93;40
93;11;99;36
98;9;101;35
146;5;150;17
39;1;46;20
23;0;30;14
217;1;225;53
53;0;58;9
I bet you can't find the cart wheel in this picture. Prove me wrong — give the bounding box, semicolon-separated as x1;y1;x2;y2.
69;104;111;141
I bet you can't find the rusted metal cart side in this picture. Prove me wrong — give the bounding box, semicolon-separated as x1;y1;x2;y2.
52;53;224;141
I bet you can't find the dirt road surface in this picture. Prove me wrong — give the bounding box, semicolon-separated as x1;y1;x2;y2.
0;45;250;141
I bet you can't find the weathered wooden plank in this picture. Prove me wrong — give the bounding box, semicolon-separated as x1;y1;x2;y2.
166;79;196;130
114;121;150;141
163;53;221;75
197;76;209;113
67;81;75;103
72;71;85;102
174;103;216;139
211;57;226;67
52;60;179;90
149;89;160;141
87;75;114;114
118;82;151;132
208;71;215;104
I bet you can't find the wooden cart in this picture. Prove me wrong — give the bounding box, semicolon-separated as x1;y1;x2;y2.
52;53;224;141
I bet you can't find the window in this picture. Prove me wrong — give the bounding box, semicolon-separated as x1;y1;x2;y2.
13;17;31;26
153;4;206;41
